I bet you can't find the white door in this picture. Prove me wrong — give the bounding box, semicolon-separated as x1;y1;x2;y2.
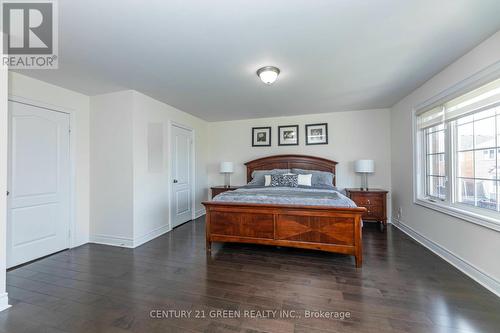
7;101;70;268
171;125;193;228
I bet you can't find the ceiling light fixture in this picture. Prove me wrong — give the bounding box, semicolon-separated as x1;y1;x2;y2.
256;66;280;85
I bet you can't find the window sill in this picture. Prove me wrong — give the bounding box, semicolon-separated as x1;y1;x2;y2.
415;198;500;232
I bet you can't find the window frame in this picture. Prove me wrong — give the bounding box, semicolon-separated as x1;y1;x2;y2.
413;65;500;232
422;124;448;201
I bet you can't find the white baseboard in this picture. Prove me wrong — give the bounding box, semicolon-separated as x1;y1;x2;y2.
0;293;11;312
133;224;171;248
90;225;171;249
194;208;206;219
392;218;500;297
89;234;134;248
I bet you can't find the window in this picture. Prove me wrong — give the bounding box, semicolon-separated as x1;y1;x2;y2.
424;124;446;199
455;108;499;211
415;77;500;228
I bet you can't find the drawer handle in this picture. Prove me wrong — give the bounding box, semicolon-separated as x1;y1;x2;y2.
367;199;370;204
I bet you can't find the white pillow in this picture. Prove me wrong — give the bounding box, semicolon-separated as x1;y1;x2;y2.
297;174;312;186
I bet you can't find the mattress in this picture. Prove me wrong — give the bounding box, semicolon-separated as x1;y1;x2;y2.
212;185;357;207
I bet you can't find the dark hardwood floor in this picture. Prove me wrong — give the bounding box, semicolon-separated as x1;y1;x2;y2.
1;218;499;333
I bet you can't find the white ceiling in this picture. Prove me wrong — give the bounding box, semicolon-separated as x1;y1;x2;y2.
16;0;500;121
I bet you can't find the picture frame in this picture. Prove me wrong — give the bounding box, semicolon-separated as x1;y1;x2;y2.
252;127;272;147
305;123;328;145
278;125;299;146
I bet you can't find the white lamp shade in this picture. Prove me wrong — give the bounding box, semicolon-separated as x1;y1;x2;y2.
257;66;280;85
259;70;278;84
354;160;374;173
220;162;234;173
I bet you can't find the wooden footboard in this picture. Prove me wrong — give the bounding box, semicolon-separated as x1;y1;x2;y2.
202;202;366;267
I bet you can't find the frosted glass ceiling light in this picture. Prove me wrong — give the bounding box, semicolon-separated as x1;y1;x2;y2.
257;66;280;85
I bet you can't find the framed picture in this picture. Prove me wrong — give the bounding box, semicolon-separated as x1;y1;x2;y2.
305;123;328;145
278;125;299;146
252;127;271;147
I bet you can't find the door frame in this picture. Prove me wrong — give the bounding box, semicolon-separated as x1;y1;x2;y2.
168;121;196;230
7;95;77;253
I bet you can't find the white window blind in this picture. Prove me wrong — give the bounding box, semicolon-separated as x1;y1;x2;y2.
417;78;500;130
417;106;444;130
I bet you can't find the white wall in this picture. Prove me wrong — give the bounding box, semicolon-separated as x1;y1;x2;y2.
8;72;90;247
90;91;135;246
0;43;10;311
132;91;208;245
90;90;209;247
391;31;500;294
207;109;392;192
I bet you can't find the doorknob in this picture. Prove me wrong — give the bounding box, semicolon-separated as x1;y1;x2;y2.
173;179;178;183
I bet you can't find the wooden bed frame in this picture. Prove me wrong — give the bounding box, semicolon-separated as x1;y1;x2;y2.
202;154;366;267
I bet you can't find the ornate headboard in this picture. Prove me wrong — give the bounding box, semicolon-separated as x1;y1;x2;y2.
245;154;338;186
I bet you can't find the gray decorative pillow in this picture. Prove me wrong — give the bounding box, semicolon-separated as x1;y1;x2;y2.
270;174;298;187
248;169;290;185
291;168;334;187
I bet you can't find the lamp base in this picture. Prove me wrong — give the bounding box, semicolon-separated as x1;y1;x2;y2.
224;173;231;188
360;173;369;191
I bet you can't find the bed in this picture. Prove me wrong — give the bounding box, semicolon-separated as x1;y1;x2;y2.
202;155;366;267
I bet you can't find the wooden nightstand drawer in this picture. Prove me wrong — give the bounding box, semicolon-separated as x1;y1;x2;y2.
350;194;382;206
363;205;383;219
211;186;241;199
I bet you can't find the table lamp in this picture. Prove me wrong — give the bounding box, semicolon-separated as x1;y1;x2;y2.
354;160;374;191
220;162;234;188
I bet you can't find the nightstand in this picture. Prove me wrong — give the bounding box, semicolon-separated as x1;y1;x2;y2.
211;186;241;199
346;188;388;231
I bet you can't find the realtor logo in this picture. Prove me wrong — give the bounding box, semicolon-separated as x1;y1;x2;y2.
1;0;58;68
